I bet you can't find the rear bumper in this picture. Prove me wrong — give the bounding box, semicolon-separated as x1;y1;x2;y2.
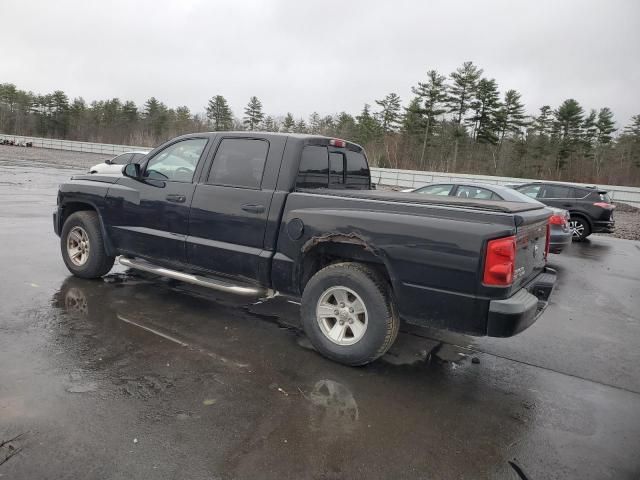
486;268;556;337
550;230;571;253
592;219;615;233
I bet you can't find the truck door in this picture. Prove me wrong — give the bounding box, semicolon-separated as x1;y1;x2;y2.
104;137;210;264
187;135;285;284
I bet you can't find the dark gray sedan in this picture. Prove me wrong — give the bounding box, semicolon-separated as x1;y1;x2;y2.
411;182;572;253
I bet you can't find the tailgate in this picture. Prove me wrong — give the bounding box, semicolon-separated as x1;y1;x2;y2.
512;218;548;290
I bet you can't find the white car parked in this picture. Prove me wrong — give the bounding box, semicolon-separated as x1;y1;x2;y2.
89;151;148;174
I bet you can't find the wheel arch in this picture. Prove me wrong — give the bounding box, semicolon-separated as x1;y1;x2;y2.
568;211;592;229
59;201;116;257
299;235;397;297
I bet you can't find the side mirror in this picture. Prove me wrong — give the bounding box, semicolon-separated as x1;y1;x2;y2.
123;163;141;179
105;158;113;165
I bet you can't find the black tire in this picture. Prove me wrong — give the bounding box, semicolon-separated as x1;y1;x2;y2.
301;262;400;366
569;215;591;241
60;211;115;278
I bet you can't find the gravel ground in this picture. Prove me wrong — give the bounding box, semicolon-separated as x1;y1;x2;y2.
597;208;640;241
1;144;638;240
0;144;110;170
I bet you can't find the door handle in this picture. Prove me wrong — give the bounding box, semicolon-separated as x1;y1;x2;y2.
166;194;186;203
241;203;266;214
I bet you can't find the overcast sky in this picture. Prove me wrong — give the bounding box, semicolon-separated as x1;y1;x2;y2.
2;0;639;127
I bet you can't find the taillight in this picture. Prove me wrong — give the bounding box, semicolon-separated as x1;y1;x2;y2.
483;236;516;286
593;202;615;209
549;214;567;226
329;138;346;148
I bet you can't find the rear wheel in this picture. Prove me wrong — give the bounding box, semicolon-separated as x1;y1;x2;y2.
60;211;115;278
569;216;591;241
301;262;399;366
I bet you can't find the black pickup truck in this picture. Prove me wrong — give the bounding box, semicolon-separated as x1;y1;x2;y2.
54;132;556;365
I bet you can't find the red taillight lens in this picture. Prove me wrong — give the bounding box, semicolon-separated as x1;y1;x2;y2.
593;202;614;209
549;214;567;226
329;138;346;148
483;236;516;286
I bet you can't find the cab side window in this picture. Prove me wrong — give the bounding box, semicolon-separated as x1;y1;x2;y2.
207;138;269;189
145;138;208;182
297;146;329;189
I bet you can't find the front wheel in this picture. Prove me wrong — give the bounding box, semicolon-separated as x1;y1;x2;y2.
60;211;115;278
301;262;399;366
569;216;591;241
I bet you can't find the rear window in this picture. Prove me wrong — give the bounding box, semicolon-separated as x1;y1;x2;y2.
297;146;370;190
329;152;345;185
345;151;370;188
599;192;611;202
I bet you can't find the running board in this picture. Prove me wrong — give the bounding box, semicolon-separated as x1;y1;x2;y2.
118;257;265;296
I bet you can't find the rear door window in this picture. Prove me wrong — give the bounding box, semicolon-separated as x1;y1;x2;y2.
455;185;495;200
207;138;269;189
415;184;453;195
541;185;571;199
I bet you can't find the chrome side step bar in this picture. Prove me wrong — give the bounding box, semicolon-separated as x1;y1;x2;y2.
118;257;265;296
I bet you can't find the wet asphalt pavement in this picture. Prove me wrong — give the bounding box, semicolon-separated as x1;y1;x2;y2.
1;155;639;479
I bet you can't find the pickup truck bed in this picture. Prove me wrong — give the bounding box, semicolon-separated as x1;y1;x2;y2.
54;131;556;365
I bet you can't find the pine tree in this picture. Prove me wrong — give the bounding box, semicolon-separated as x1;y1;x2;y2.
206;95;233;131
496;89;526;144
375;93;402;133
308;112;321;134
596;107;616;144
412;70;447;167
243;96;264;131
555;99;584;140
281;113;295;133
532;105;553;136
471;78;501;145
554;99;585;171
294;118;307;134
355;104;382;146
447;61;483;170
582;109;598;148
624;115;640;137
263;116;278;132
447;61;483;125
402;97;425;137
335;112;357;139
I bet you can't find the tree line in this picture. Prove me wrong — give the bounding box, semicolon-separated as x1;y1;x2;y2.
1;61;639;185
